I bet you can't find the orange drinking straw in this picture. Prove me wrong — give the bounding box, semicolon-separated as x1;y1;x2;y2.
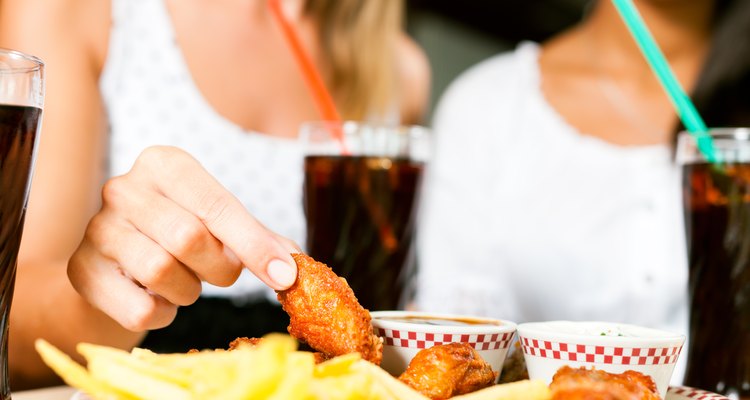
269;0;399;249
267;0;348;153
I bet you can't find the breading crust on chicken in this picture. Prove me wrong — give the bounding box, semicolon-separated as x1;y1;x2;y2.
277;253;383;364
398;342;498;399
550;366;661;400
227;337;263;350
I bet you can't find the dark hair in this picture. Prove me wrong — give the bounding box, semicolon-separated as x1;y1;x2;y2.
688;0;750;130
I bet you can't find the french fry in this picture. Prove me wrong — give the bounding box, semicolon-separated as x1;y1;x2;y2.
84;353;192;400
34;340;135;400
312;368;375;400
352;359;428;400
267;351;316;400
314;352;361;377
78;343;192;387
451;379;551;400
36;335;551;400
190;335;292;398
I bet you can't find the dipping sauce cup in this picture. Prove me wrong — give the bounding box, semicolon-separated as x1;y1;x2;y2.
370;310;517;381
517;321;685;399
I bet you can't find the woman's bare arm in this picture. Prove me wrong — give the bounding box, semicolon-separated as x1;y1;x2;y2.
0;0;144;389
397;33;432;125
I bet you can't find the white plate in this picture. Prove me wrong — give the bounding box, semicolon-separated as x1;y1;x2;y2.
70;392;87;400
72;386;730;399
667;386;731;400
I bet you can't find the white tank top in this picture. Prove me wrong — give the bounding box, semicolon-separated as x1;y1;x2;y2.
100;0;306;300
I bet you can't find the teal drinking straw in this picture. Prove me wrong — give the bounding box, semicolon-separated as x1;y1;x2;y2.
611;0;718;162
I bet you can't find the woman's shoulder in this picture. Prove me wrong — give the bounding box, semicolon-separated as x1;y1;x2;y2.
433;42;541;127
0;0;110;73
443;42;540;105
396;33;432;124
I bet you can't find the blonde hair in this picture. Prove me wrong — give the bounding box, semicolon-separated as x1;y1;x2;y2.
305;0;403;121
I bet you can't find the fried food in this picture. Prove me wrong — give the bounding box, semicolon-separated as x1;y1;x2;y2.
228;337;262;350
398;343;498;399
452;379;551;400
277;253;383;364
549;366;660;400
227;336;334;363
35;335;428;400
498;341;529;384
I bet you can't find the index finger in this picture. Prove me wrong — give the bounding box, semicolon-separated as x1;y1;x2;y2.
131;146;299;290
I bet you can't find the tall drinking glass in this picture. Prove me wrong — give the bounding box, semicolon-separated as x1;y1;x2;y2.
677;129;750;399
301;121;430;311
0;49;44;398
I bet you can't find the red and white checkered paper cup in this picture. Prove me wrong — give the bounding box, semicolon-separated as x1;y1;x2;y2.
517;321;686;399
370;311;517;380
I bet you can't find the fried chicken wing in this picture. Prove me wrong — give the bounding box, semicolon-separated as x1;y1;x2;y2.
228;337;263;350
550;366;660;400
277;253;383;364
227;336;332;363
398;342;497;399
498;341;529;384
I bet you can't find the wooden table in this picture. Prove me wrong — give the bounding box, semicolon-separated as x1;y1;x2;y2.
13;386;76;400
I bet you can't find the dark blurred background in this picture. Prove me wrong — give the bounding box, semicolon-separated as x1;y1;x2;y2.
406;0;590;120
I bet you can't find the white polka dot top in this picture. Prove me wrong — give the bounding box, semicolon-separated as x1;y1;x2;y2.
100;0;306;300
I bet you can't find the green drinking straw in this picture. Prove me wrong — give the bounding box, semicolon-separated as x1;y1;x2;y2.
611;0;718;163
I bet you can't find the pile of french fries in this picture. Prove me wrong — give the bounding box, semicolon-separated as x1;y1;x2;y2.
35;334;550;400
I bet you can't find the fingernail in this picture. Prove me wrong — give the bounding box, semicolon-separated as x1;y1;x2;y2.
267;259;297;288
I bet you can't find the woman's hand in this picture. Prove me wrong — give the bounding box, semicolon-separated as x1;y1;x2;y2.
68;146;300;331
